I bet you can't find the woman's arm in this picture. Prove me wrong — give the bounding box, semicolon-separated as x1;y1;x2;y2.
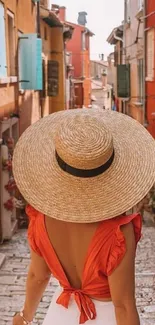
13;249;51;324
108;222;140;325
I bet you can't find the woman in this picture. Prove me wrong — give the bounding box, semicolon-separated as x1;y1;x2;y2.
12;109;155;325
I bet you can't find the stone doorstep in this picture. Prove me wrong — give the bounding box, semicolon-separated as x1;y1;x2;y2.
0;253;5;269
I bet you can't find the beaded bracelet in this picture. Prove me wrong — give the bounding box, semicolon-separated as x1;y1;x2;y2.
19;309;33;325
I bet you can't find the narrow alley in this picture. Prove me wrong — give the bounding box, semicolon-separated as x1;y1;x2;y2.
0;225;154;325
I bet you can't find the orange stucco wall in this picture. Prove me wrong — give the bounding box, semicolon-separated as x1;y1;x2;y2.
66;22;91;107
83;51;91;107
40;23;66;115
0;0;40;134
49;27;66;113
146;0;155;138
125;0;144;124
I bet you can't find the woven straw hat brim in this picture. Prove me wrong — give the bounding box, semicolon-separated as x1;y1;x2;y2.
13;109;155;223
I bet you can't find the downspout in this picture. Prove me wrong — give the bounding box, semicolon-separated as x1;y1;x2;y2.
37;2;41;38
63;35;67;110
36;2;44;118
123;0;127;114
143;0;147;126
113;32;123;43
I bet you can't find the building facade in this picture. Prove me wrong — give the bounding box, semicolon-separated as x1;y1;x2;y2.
90;60;108;80
107;1;145;122
145;0;155;138
0;0;69;242
124;0;144;123
40;5;68;114
91;60;112;110
107;26;124;112
0;0;41;242
54;6;93;108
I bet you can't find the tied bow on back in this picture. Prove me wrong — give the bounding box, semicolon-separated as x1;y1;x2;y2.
56;287;97;324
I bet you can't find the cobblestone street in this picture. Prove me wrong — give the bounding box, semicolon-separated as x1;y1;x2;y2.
0;225;155;325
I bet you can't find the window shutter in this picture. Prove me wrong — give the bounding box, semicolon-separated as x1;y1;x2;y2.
147;29;154;80
48;61;59;97
117;64;130;98
0;2;7;77
18;34;43;90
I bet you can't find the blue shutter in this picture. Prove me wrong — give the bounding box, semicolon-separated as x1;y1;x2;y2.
18;34;43;90
0;3;7;77
36;39;43;90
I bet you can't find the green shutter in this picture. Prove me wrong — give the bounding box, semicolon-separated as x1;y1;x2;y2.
18;34;43;90
117;64;130;98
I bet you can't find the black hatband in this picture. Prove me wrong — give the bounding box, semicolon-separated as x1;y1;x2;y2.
56;150;115;178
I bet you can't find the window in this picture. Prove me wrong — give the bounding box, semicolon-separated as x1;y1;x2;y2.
146;29;154;81
138;59;143;103
0;2;7;77
48;60;59;96
7;10;15;76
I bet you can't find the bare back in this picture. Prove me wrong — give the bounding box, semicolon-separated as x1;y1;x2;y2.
45;215;100;289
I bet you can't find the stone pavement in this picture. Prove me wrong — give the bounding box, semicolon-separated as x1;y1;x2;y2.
0;226;155;325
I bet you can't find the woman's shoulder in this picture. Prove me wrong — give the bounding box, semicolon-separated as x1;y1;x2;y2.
107;212;142;227
106;213;142;276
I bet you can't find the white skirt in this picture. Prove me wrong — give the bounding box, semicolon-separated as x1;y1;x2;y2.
42;286;117;325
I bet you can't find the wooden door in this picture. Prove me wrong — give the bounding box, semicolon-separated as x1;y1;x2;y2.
74;83;84;108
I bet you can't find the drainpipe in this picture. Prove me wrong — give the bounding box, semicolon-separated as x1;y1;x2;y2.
36;2;41;38
123;0;127;114
113;32;123;43
0;132;2;242
36;2;44;118
143;0;146;126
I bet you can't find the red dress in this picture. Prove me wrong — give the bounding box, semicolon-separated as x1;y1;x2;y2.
26;205;142;324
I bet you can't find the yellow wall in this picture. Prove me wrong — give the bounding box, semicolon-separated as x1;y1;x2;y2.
40;23;66;114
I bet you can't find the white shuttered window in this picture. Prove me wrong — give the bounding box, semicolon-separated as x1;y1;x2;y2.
146;29;154;81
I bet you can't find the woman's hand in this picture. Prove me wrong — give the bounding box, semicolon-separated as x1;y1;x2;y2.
13;313;23;325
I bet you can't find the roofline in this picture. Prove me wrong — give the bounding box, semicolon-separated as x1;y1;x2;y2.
91;60;108;67
65;21;94;36
40;5;63;27
107;25;123;44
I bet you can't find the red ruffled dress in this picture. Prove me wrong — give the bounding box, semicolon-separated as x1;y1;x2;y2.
26;206;142;325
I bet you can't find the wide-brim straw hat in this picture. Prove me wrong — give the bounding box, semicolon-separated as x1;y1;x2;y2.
13;109;155;223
